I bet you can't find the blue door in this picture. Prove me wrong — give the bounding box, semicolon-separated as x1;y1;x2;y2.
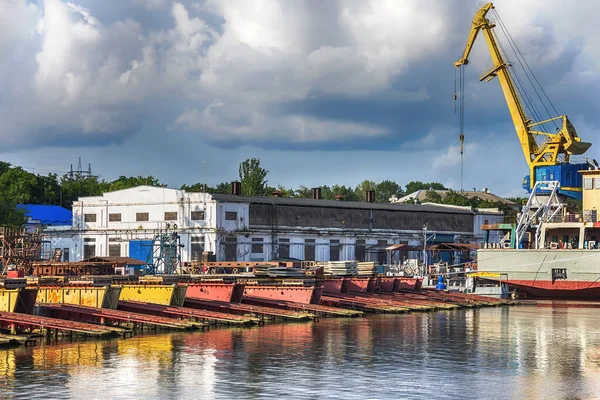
129;240;153;264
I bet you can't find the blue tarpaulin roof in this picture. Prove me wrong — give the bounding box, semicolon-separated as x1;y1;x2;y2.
17;204;72;226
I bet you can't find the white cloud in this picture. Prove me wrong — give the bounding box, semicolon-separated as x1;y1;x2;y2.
0;0;39;53
0;0;599;198
175;101;390;143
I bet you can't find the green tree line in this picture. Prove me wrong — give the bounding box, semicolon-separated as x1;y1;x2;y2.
0;157;518;226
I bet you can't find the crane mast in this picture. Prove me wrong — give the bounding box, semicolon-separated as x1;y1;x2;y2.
455;2;592;199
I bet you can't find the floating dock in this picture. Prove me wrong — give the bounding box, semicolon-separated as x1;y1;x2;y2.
118;300;260;326
0;311;127;337
0;274;519;347
184;297;315;322
242;296;363;318
39;303;203;331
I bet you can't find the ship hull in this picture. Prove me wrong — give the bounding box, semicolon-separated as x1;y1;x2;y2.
477;249;600;299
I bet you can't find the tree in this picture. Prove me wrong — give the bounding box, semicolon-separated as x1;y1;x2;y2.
34;174;61;205
0;167;40;204
294;185;312;198
442;189;472;206
0;164;30;226
320;185;334;200
275;185;294;197
239;158;269;196
0;199;27;227
376;180;403;203
213;181;232;194
60;175;106;209
106;175;166;192
354;180;376;201
404;181;446;194
180;182;206;192
423;190;443;203
331;184;358;201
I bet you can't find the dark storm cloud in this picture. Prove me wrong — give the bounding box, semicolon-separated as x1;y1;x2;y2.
1;0;599;197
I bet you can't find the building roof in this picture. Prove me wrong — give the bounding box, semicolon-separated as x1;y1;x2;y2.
210;194;475;215
17;204;72;226
396;190;515;206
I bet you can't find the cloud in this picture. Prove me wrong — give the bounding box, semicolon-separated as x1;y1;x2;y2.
0;0;599;198
175;101;390;144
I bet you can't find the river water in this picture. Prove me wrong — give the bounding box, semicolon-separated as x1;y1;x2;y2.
2;305;600;400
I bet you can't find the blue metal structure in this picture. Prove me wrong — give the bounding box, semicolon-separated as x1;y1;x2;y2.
522;163;588;200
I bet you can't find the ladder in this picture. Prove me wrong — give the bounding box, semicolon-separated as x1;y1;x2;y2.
515;181;565;249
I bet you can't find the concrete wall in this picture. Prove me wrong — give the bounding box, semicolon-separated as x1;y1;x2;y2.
582;171;600;221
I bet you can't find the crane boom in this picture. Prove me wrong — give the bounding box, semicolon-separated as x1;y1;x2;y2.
455;2;592;199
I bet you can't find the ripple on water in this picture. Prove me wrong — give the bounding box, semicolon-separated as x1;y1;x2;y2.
1;307;600;399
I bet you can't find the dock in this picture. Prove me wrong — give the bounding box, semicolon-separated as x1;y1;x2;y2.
118;300;260;326
0;311;127;337
0;274;519;347
184;298;315;322
39;303;203;331
242;296;364;318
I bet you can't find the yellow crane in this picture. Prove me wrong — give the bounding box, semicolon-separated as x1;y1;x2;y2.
455;2;592;199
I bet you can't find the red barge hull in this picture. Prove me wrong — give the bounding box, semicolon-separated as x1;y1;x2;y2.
508;280;600;299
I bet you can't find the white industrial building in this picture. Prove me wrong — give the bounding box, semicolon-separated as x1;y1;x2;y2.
44;185;482;265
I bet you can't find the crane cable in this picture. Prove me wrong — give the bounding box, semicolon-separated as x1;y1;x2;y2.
492;9;560;133
454;64;465;192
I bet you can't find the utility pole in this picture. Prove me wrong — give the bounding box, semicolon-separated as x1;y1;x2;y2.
422;224;427;277
202;161;206;194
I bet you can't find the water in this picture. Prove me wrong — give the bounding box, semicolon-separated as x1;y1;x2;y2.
2;306;600;400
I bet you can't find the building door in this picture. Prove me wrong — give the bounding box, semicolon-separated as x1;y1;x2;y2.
377;240;387;265
225;235;237;261
304;239;315;261
279;238;290;259
330;240;340;261
355;240;365;262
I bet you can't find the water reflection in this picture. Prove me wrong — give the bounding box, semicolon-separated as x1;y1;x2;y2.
1;307;600;399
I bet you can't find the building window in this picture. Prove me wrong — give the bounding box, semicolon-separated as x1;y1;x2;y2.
595;178;600;189
136;212;149;222
584;177;593;190
279;238;290;259
109;213;121;222
225;211;237;220
84;237;96;242
330;239;340;262
304;239;315;261
63;248;70;262
164;211;177;221
109;244;121;257
191;211;205;220
190;236;204;261
355;239;365;262
252;238;264;253
83;245;95;259
84;214;97;222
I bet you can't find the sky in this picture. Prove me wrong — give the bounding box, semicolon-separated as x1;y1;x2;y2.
1;0;599;198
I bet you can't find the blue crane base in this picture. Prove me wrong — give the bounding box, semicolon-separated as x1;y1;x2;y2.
522;163;587;201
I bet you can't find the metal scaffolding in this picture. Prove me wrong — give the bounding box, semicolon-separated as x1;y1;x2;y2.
0;227;44;274
145;223;183;275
